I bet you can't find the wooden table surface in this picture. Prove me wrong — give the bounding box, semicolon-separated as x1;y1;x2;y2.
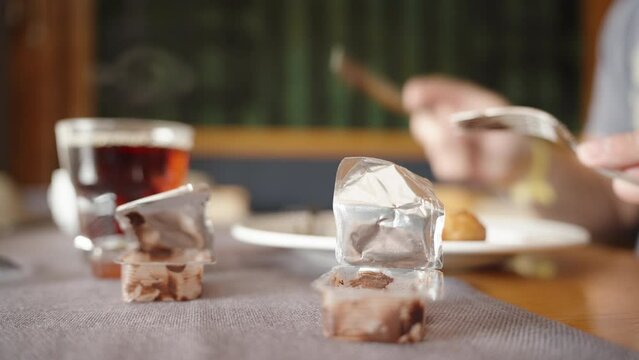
455;245;639;351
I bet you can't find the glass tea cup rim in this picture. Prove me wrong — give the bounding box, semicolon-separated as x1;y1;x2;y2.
55;117;193;150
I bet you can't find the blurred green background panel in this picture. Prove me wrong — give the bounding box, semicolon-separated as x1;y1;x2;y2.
97;0;581;130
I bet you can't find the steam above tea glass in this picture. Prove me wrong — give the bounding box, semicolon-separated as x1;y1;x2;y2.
55;118;193;278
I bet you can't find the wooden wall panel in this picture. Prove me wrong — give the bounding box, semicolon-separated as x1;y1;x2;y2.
7;0;95;185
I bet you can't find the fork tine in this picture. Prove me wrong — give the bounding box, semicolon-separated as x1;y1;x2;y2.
452;106;639;186
452;106;562;143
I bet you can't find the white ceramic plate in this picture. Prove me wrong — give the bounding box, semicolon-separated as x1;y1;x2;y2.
231;211;590;269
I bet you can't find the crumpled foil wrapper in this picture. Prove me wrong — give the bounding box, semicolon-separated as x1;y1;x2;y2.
333;157;444;269
115;183;214;255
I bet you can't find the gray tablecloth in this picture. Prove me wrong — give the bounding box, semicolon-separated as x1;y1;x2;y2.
0;226;636;360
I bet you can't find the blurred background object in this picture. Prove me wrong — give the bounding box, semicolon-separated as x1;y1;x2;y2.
96;0;582;129
207;185;250;227
0;172;22;232
0;0;613;215
47;169;78;235
188;170;251;226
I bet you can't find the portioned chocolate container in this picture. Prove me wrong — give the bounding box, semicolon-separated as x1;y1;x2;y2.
312;265;442;343
314;157;445;343
119;249;212;302
115;184;215;302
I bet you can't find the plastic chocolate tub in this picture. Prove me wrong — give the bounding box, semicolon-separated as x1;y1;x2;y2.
312;265;443;343
118;249;213;302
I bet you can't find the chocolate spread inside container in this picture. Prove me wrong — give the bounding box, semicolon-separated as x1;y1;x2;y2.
321;293;426;343
323;269;426;343
331;271;394;289
122;262;204;302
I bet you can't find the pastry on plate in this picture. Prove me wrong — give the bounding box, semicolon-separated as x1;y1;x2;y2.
443;210;486;241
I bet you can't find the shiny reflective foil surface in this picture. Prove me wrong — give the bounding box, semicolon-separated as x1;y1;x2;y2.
115;184;215;255
333;157;444;269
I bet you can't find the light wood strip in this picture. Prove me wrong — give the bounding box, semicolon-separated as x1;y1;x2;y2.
193;125;425;160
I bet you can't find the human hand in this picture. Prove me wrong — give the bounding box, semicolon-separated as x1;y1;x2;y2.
577;132;639;204
402;76;527;185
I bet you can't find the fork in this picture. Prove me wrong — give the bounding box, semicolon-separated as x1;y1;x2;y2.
451;106;639;186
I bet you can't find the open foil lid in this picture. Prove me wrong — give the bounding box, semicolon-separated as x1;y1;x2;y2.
115;183;214;256
333;157;444;270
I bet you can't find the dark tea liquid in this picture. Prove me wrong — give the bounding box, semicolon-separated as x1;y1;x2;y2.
69;145;189;205
68;145;189;278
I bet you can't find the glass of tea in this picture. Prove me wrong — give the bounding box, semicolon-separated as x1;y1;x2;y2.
55;118;193;278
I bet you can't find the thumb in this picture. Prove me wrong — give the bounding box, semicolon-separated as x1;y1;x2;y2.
577;132;639;169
